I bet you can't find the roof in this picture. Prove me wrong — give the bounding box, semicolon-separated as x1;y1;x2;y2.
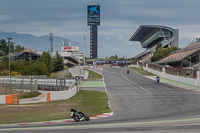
157;42;200;64
129;25;176;41
193;62;200;68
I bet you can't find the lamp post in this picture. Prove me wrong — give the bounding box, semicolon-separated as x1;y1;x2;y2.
84;36;86;66
7;37;12;94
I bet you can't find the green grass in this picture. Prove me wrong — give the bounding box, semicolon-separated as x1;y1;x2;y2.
130;67;155;76
50;73;57;78
0;90;111;124
20;92;41;99
85;69;102;80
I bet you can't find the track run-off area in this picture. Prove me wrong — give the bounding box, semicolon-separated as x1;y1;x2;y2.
1;67;200;133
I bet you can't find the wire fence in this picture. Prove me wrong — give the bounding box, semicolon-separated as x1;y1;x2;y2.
0;78;76;95
0;79;37;95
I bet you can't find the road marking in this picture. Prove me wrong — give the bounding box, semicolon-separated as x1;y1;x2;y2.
103;70;152;95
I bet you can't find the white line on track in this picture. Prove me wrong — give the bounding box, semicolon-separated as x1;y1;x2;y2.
103;69;152;95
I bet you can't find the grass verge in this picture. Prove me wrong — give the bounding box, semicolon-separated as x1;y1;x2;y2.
130;67;155;76
0;90;111;124
20;92;41;99
84;68;102;80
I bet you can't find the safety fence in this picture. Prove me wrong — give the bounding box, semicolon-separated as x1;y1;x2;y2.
0;78;76;95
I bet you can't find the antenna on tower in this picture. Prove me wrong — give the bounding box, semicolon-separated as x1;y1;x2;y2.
49;33;53;55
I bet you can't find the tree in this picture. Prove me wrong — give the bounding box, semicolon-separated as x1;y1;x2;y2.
10;60;26;74
151;46;179;62
15;45;25;53
53;51;64;72
0;39;8;55
22;61;48;76
156;42;162;51
109;54;118;60
40;52;53;76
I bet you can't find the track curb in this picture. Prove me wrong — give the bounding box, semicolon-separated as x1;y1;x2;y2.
0;112;113;127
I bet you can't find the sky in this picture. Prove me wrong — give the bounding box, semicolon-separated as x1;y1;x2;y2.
0;0;200;58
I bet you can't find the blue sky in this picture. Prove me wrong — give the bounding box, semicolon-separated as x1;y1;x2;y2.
0;0;200;58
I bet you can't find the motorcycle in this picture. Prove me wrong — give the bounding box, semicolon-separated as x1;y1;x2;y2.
127;70;129;74
70;108;90;122
156;76;160;83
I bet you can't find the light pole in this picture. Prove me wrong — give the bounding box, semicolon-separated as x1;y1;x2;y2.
7;37;12;94
84;36;86;66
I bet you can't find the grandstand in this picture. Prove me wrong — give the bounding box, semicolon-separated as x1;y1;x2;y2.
129;25;179;64
157;41;200;68
11;49;41;61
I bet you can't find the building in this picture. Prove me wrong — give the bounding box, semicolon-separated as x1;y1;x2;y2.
129;25;179;64
11;49;41;61
56;42;83;67
157;41;200;68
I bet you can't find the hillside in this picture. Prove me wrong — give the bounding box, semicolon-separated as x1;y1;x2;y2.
0;31;84;53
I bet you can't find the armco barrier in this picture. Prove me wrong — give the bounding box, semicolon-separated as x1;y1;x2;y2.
46;86;77;102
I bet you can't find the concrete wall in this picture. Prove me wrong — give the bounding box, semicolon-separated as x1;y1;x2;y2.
143;66;200;87
46;86;77;101
0;95;5;104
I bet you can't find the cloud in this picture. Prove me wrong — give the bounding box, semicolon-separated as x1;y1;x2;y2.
118;35;124;41
106;36;111;40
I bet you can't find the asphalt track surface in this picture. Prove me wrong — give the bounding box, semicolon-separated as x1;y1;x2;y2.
1;68;200;133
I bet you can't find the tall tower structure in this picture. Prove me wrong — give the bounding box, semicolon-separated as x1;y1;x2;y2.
49;33;53;55
87;4;100;59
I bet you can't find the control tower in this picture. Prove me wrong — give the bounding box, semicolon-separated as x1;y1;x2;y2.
87;4;100;59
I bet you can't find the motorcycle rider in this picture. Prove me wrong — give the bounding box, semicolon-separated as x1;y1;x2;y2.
156;76;160;83
127;69;129;74
70;108;85;121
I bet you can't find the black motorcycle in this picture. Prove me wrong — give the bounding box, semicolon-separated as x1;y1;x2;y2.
70;108;90;122
127;70;129;74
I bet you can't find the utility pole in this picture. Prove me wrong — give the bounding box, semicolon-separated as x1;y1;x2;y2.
7;37;12;94
84;36;86;66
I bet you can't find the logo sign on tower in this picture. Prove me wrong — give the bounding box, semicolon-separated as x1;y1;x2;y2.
88;5;100;18
87;5;100;26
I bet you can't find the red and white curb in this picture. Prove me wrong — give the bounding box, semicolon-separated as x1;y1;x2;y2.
0;112;113;127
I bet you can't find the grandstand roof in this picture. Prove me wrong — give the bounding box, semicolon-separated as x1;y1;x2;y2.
130;25;173;41
129;25;178;48
157;42;200;64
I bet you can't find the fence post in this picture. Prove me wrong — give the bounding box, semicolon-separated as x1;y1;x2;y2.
162;67;165;77
9;79;12;95
21;78;24;96
30;77;33;92
5;84;7;95
35;80;38;91
196;71;200;86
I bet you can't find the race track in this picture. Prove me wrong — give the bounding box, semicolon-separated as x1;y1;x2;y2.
1;68;200;133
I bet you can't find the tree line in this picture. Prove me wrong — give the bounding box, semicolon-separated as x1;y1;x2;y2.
0;39;64;76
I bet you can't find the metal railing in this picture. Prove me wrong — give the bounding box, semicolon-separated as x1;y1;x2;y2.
0;78;76;94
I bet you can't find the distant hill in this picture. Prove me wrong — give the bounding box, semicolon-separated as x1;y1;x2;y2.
0;31;84;53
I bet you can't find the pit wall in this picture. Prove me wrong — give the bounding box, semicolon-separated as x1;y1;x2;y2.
46;86;78;102
129;64;200;87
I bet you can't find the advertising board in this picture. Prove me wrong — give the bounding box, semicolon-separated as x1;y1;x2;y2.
62;46;79;52
87;5;100;18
